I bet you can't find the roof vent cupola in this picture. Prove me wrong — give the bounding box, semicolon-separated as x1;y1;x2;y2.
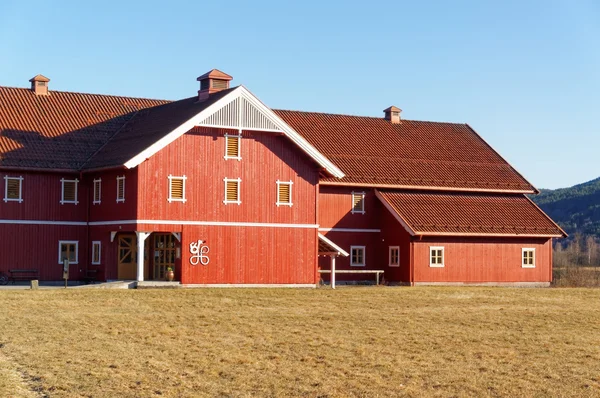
196;69;233;101
29;74;50;96
383;106;402;124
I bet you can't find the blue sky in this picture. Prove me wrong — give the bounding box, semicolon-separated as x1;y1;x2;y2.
1;0;598;189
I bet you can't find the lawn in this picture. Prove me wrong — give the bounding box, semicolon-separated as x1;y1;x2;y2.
0;287;599;397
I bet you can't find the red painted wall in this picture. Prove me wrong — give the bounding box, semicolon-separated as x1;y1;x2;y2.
318;186;379;229
88;169;138;222
412;237;553;283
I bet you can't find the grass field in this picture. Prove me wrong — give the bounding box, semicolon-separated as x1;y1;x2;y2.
0;287;599;397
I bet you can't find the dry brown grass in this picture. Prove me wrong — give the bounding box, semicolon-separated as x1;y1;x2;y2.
0;287;599;397
553;266;600;287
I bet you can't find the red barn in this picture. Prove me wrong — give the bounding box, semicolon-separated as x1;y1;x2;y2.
0;71;565;286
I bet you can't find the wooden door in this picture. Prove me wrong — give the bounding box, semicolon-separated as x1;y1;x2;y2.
153;233;176;280
118;234;137;280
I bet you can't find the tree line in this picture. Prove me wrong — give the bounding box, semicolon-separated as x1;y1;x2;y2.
554;234;599;267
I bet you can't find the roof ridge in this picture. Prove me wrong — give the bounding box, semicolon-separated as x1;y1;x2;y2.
0;85;171;104
274;108;467;125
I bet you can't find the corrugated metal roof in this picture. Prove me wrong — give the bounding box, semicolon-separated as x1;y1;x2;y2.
275;110;535;193
377;190;566;237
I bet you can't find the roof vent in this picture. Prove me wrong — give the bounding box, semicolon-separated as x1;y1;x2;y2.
197;69;233;102
383;106;402;124
29;74;50;96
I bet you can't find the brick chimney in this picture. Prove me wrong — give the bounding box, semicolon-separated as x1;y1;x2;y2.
29;75;50;96
197;69;233;101
383;106;402;124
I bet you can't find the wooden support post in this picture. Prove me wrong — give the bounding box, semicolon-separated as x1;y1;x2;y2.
330;254;336;290
136;232;150;282
376;272;380;286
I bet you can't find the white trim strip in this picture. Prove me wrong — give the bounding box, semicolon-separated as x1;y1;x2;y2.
88;220;319;228
318;233;349;257
318;228;381;233
0;219;87;226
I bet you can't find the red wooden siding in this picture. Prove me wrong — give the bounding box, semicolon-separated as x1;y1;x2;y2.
0;224;87;280
378;204;412;282
412;237;552;283
318;186;379;229
88;169;138;222
181;225;317;284
0;171;87;221
136;127;318;224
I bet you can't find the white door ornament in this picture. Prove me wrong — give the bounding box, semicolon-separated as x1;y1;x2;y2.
189;240;210;266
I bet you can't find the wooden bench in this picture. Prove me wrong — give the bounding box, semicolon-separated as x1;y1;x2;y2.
8;269;39;284
82;269;98;284
318;270;385;286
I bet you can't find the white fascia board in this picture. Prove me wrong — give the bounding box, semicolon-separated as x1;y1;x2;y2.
123;86;345;179
374;190;417;236
318;233;349;257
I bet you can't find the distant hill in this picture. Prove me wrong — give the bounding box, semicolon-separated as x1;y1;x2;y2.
531;177;600;238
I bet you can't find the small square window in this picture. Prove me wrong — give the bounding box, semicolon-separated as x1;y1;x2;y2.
224;134;241;160
60;178;79;205
351;246;366;267
276;180;293;206
430;246;444;267
116;176;125;203
224;178;241;205
168;175;187;203
91;241;101;264
93;179;101;205
4;176;23;203
389;246;400;267
522;248;535;268
58;241;78;264
351;191;365;214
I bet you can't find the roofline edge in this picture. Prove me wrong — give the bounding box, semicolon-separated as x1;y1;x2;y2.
321;181;536;194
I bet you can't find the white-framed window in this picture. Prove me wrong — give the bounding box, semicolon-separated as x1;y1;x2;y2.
351;191;365;214
350;246;366;267
224;134;241;160
430;246;444;267
223;178;241;205
389;246;400;267
3;176;23;203
276;180;293;207
60;178;79;205
168;175;187;203
58;240;78;264
93;179;101;205
522;248;536;268
116;176;125;203
91;241;101;264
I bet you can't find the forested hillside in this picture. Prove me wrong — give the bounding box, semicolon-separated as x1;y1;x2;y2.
532;177;600;238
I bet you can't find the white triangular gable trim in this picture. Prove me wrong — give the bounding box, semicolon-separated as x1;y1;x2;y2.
123;86;344;178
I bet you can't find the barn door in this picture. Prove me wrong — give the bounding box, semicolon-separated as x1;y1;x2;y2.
117;234;137;280
153;233;176;280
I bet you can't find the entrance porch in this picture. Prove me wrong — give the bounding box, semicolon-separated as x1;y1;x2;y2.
114;231;181;282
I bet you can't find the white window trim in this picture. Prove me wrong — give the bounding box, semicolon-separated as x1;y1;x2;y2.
91;241;101;265
58;240;79;264
522;248;536;268
223;178;241;205
3;176;23;203
224;133;242;160
429;246;445;268
93;178;101;205
168;175;187;203
350;245;366;267
60;178;79;205
351;191;365;214
276;180;293;207
389;246;400;267
116;176;125;203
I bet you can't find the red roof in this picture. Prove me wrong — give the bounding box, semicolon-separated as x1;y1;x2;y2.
377;190;565;237
0;86;167;170
274;110;535;193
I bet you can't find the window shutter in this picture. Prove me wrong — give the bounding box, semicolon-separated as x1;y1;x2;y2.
170;178;184;200
278;183;290;204
6;179;20;199
64;181;76;202
352;193;364;212
117;179;124;200
226;180;239;202
226;136;240;158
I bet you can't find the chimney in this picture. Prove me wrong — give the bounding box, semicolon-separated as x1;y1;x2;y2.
29;74;50;96
383;106;402;124
196;69;233;101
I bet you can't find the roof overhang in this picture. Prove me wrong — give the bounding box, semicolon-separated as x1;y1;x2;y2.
123;86;344;178
318;233;349;257
322;181;536;195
